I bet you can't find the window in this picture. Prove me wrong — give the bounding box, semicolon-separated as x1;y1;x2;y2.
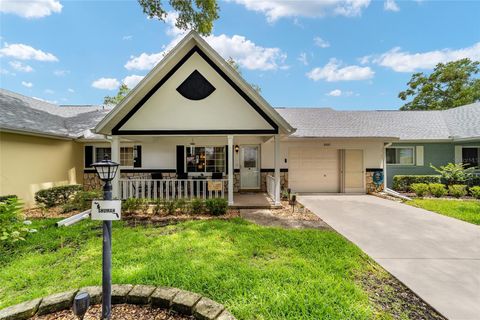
94;147;135;167
462;147;479;168
186;146;225;173
386;147;415;165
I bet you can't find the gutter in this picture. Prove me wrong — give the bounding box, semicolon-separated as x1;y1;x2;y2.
0;127;73;141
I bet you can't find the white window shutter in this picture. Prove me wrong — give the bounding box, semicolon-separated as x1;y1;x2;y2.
454;146;462;163
416;146;424;166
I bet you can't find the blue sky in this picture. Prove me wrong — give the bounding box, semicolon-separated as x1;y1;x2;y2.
0;0;479;110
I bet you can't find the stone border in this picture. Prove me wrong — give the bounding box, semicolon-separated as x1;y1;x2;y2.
0;285;236;320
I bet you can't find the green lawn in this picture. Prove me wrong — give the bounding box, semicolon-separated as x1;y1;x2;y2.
0;218;427;319
407;199;480;225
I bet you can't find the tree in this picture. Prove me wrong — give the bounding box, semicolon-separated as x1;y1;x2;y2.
226;57;262;93
398;58;480;110
103;84;130;106
138;0;219;36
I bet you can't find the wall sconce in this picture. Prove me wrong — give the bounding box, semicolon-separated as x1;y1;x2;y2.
235;145;239;153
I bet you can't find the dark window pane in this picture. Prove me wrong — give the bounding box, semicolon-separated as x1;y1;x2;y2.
386;148;396;164
462;148;479;168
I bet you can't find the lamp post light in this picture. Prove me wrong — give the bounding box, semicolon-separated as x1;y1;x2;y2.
91;157;119;320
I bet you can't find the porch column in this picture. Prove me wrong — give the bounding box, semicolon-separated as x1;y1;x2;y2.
274;134;281;206
227;135;234;205
111;136;120;199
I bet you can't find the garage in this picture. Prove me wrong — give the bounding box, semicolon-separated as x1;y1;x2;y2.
288;147;364;193
288;147;340;193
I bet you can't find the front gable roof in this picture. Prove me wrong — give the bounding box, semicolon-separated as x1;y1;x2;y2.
95;31;294;136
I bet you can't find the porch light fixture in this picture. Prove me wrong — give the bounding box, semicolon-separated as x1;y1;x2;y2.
91;156;119;319
235;145;239;153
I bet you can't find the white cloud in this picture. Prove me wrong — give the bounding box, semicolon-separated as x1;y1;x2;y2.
0;68;15;76
369;42;480;72
91;77;120;90
327;89;342;96
125;13;287;72
298;52;308;66
307;58;374;81
21;81;33;88
9;60;33;72
384;0;400;11
314;37;330;48
0;43;58;61
229;0;371;22
44;89;54;94
122;35;133;41
53;69;69;76
0;0;62;18
122;75;144;88
68;88;75;93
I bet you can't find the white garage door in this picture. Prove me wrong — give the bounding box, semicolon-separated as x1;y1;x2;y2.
288;147;339;193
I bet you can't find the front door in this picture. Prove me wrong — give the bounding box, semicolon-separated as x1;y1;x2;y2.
240;145;260;189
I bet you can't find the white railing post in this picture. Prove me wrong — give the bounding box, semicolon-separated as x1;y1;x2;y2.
228;135;234;205
111;136;120;199
274;134;281;206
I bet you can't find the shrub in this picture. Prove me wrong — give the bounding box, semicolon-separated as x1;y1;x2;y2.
411;183;429;197
0;195;17;202
152;199;163;215
139;198;150;215
205;198;228;216
0;198;34;248
123;198;142;214
467;175;480;188
61;190;102;213
429;183;448;198
470;186;480;200
163;200;177;215
189;198;205;214
431;163;475;186
448;185;467;198
176;199;187;213
35;185;82;208
392;175;441;192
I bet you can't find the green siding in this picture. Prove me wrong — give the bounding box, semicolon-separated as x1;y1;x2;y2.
386;141;480;188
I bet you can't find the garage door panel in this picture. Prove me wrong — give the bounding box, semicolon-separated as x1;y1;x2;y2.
288;148;339;193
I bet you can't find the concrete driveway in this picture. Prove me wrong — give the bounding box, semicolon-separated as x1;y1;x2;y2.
298;195;480;320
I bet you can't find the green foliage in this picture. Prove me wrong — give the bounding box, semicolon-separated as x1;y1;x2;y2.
0;198;34;248
176;198;187;213
430;162;475;185
137;0;219;36
0;195;17;202
139;198;151;215
448;185;467;198
407;199;480;225
411;183;429;198
122;198;143;214
103;83;130;106
61;190;102;213
226;57;262;93
189;198;205;214
428;183;448;198
205;198;228;216
392;175;441;192
469;186;480;200
35;185;83;208
153;199;163;215
399;58;480;110
162;200;177;215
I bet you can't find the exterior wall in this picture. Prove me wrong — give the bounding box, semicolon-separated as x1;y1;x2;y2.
0;132;83;207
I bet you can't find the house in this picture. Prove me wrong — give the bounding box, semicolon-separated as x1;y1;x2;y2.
1;31;479;207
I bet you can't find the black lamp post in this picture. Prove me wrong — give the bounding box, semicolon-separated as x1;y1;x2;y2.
91;157;119;320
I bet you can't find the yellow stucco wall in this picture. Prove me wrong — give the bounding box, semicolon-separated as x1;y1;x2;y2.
0;132;83;207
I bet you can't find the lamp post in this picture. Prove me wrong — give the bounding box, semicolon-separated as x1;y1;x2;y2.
91;157;119;320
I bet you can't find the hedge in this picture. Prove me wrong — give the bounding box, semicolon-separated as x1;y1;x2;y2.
35;185;83;208
0;195;17;203
392;175;441;192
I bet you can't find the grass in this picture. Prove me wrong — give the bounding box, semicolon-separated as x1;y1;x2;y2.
407;198;480;225
1;218;425;319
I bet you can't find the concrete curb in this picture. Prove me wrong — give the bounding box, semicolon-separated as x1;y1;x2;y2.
0;285;236;320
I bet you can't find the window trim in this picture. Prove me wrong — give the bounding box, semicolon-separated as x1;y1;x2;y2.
88;145;138;169
386;146;416;166
461;146;480;169
184;145;226;175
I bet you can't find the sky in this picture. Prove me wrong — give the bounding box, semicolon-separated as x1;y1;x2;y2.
0;0;479;110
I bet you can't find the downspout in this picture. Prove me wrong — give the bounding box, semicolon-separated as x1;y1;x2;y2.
383;142;392;189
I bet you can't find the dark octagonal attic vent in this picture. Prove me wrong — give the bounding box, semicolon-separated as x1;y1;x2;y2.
176;70;216;100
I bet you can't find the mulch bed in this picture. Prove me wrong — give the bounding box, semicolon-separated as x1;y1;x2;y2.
270;200;321;221
33;304;193;320
25;207;81;219
121;210;240;227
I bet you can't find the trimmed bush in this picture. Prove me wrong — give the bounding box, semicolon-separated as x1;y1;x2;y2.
467;176;480;188
122;198;142;214
205;198;228;216
189;198;205;214
392;175;441;192
429;183;447;198
411;183;429;197
162;200;177;215
0;195;17;203
35;185;82;208
61;190;102;213
448;185;467;198
470;186;480;200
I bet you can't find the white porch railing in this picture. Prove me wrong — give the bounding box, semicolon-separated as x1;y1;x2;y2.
119;179;228;200
266;174;275;201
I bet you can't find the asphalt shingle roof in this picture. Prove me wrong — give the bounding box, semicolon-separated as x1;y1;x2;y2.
1;88;479;141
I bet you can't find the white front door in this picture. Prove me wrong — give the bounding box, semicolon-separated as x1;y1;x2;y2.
240;145;260;189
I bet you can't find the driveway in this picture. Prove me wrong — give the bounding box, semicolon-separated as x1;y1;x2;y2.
298;195;480;320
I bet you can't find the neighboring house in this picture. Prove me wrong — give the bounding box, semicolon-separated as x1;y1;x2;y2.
1;31;479;206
